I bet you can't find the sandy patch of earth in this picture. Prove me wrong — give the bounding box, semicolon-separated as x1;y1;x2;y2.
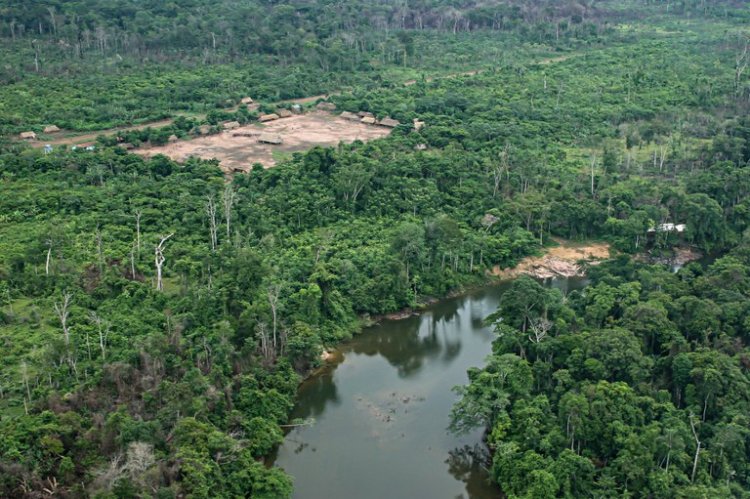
134;111;391;172
492;240;611;279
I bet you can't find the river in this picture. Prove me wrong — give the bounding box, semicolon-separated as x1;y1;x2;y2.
271;277;587;499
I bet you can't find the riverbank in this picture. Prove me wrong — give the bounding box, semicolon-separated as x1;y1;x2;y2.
491;239;611;279
354;240;611;330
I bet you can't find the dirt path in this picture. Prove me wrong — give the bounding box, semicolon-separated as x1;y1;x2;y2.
27;53;578;148
35;118;176;147
492;239;611;280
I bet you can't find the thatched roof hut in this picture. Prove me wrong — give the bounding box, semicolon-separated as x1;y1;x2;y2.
316;102;336;111
258;133;283;145
361;116;376;125
241;97;254;104
413;119;425;131
19;131;37;140
291;104;302;114
168;134;179;143
277;109;293;118
232;130;260;138
198;124;212;135
44;125;60;133
223;121;241;130
378;117;400;128
259;113;280;122
358;111;374;118
340;111;359;121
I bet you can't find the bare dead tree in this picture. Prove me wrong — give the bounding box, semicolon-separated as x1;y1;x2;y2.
735;35;749;95
221;183;236;240
32;39;40;73
528;317;552;344
154;234;174;291
689;412;702;483
205;195;218;251
257;322;273;363
133;209;142;255
54;293;72;349
54;292;75;372
89;312;109;360
659;144;668;174
124;442;155;482
129;244;136;280
94;454;124;492
45;239;52;276
492;145;511;197
47;7;57;36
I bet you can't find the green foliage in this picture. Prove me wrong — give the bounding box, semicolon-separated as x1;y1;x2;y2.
453;254;750;497
1;0;750;497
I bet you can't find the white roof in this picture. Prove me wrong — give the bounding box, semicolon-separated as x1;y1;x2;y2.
648;223;686;233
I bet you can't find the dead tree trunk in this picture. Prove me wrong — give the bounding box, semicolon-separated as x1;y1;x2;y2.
222;183;236;241
155;234;174;292
205;195;218;251
89;312;108;360
735;37;749;95
689;412;702;483
45;241;52;275
134;209;142;255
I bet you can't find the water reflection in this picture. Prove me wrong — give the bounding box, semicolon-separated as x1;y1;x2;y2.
271;285;504;499
273;280;582;499
294;367;342;419
446;445;496;499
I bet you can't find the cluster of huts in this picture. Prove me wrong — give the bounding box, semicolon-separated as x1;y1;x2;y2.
19;124;61;141
19;125;97;152
338;111;426;131
215;96;299;146
17;96;422;154
339;111;401;128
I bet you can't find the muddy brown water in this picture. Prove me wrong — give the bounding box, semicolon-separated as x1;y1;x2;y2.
271;277;588;499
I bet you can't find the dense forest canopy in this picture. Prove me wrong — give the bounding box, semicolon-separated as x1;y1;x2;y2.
1;0;750;497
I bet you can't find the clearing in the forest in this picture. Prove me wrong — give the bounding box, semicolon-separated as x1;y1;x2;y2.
135;111;392;171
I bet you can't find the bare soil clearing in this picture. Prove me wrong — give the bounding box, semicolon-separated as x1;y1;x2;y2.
134;111;391;172
492;239;611;279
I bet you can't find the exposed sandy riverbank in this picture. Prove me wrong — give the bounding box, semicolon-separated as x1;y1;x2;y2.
491;240;611;279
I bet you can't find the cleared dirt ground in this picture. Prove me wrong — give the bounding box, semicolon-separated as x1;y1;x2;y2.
492;239;611;279
135;111;391;172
